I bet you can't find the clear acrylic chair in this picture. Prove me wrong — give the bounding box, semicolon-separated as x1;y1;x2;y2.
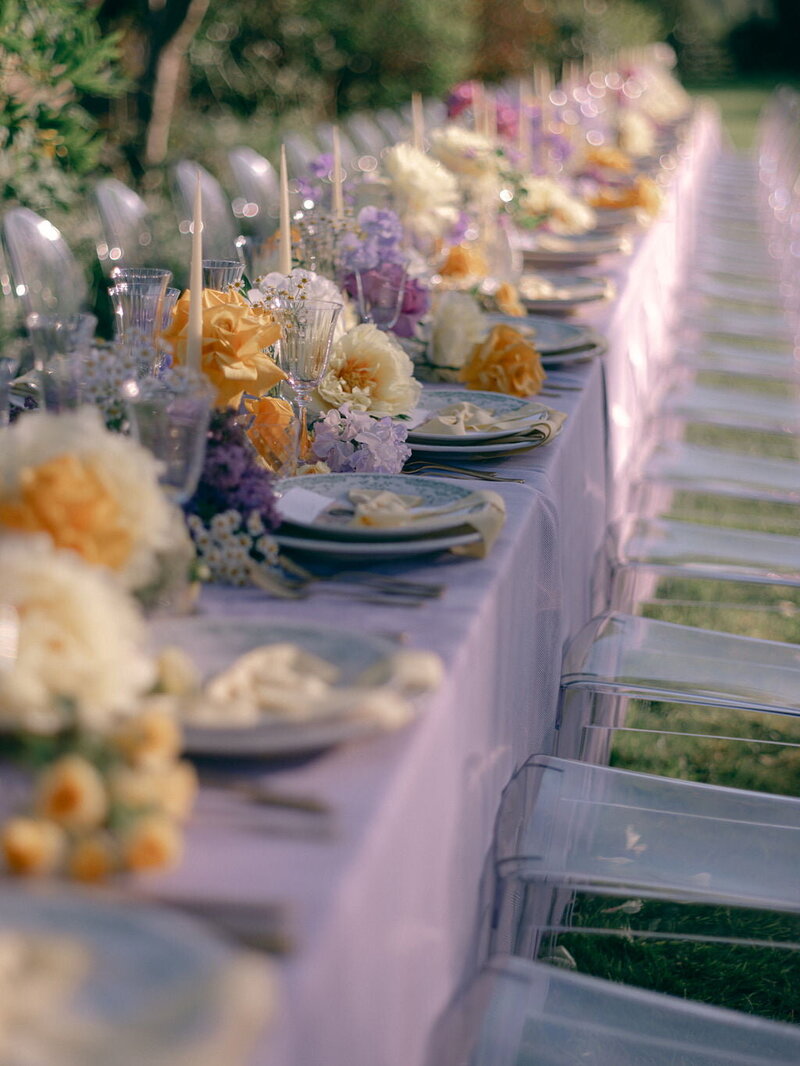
343;113;389;158
282;131;321;177
656;383;800;436
491;754;800;993
1;207;88;315
171;160;241;260
93;178;154;271
227;146;279;240
426;955;800;1066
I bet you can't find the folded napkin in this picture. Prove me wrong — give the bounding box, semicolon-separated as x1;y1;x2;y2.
413;400;549;437
347;488;506;559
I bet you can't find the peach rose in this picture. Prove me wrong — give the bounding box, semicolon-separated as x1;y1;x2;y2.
163;287;284;409
243;396;309;471
67;833;117;883
459;324;545;397
494;282;525;318
0;453;133;571
584;145;633;173
439;243;489;280
121;814;183;872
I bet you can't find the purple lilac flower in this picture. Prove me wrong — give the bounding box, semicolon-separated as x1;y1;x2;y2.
308;153;334;179
340;206;406;273
185;408;280;527
311;405;411;474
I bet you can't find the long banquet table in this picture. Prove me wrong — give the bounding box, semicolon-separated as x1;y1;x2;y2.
138;103;722;1066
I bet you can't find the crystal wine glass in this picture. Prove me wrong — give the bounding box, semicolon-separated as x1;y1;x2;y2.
270;298;341;471
354;261;408;331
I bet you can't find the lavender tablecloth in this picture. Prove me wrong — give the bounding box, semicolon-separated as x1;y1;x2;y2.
138;103;722;1066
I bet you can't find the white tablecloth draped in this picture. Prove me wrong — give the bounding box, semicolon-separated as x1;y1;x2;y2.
138;103;722;1066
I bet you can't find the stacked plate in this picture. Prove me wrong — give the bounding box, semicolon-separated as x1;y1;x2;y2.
517;230;632;267
517;272;613;315
272;471;488;559
405;388;560;458
484;313;607;365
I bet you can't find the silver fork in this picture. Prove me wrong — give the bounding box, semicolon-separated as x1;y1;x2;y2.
404;462;526;484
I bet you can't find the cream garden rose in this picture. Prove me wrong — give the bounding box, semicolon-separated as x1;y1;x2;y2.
0;408;182;593
428;125;502;207
430;292;487;369
0;538;156;733
316;324;422;417
519;178;596;235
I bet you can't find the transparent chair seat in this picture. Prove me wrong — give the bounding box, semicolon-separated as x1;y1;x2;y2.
1;207;88;315
659;384;800;435
610;516;800;587
560;612;800;714
426;956;800;1066
172;161;241;260
93;178;153;270
227;147;279;238
640;442;800;505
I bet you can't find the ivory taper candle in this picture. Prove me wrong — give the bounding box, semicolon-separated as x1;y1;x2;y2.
411;92;424;152
187;173;203;372
279;144;292;274
332;125;344;218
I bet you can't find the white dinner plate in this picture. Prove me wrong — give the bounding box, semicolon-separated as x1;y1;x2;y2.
592;207;640;232
518;272;612;314
150;617;427;756
276;472;491;541
273;526;481;561
484;313;596;353
518;230;632;266
540;339;608;367
406;388;552;443
0;887;270;1063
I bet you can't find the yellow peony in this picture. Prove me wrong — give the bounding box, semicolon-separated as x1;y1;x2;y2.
35;754;109;831
459;324;546;397
162;287;285;409
316;324;422;417
0;453;133;571
2;817;66;876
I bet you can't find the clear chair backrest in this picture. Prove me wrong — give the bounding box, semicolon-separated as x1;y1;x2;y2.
315;123;359;170
93;178;153;270
495;754;800;911
560;611;800;714
640;441;800;505
172;161;240;260
282;132;321;177
228;147;280;238
343;113;390;158
426;956;800;1066
1;207;88;315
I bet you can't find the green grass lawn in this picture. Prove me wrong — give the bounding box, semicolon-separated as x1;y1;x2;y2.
688;79;800;150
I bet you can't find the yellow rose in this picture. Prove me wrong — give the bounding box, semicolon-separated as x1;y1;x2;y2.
494;282;525;318
2;817;66;875
243;396;308;471
36;754;108;831
439;243;489;280
0;453;133;571
121;813;183;872
590;177;662;217
68;833;117;883
459;324;546;397
111;702;182;769
162;287;285;409
585;145;633;173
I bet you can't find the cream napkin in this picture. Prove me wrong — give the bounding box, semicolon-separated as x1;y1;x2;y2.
413;401;549;437
347;488;506;558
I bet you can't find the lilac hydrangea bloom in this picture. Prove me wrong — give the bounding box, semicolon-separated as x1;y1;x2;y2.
340;206;406;273
310;405;411;474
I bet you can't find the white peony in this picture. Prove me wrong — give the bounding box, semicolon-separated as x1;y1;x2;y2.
0;537;156;733
0;407;184;593
617;109;656;159
315;324;422;416
430;292;486;369
429;125;503;209
519;178;596;235
382;143;460;246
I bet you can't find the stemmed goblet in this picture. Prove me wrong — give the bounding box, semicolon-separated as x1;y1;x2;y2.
353;261;408;331
270;298;341;472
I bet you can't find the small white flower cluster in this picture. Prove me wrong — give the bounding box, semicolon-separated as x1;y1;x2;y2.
76;342;143;426
186;510;278;587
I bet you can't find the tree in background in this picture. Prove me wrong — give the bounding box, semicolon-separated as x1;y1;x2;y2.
0;0;126;211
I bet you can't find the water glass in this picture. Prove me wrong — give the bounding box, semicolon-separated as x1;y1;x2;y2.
354;261;408;330
202;259;245;290
108;267;172;353
25;311;97;412
123;371;214;504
